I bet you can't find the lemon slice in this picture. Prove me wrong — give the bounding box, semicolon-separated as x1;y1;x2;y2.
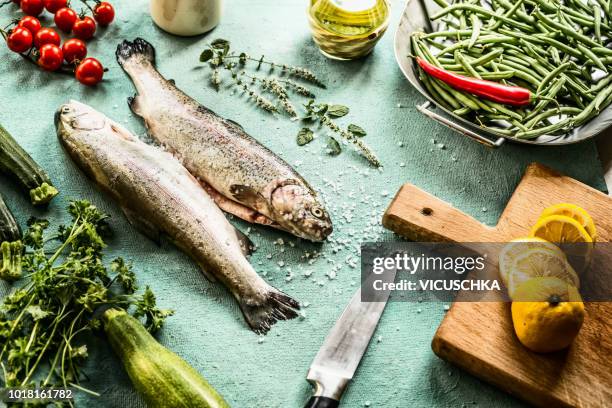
498;237;565;288
539;203;597;241
530;215;593;272
506;248;579;299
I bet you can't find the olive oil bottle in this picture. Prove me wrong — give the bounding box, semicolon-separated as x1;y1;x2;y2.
308;0;390;60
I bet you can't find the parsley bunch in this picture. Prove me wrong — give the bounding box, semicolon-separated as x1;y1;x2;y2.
0;200;172;398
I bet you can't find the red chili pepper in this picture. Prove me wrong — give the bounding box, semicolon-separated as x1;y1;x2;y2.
416;57;532;106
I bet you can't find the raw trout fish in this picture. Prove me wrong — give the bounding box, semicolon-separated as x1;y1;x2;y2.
56;101;299;334
116;38;333;242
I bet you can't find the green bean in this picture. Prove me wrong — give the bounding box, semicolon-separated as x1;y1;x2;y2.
594;6;601;41
525;77;567;122
534;11;600;48
515;118;573;139
423;30;487;39
440;49;504;70
595;0;611;20
574;82;612;125
483;113;512;121
459;13;467;31
432;5;534;32
439;35;517;55
503;55;549;78
482;101;524;121
415;38;442;68
590;73;612;93
470;49;505;66
429;78;462;110
468;14;481;49
594;87;610;112
591;47;612;57
495;61;542;84
419;73;454;111
577;44;608;72
453;107;472;116
537;36;584;60
492;0;535;24
436;80;482;110
517;81;612;138
510;120;529;132
456;52;481;78
411;1;612;139
497;29;547;45
479;71;516;80
537;62;572;94
489;0;525;31
550;47;561;66
524;107;583;129
568;87;587;109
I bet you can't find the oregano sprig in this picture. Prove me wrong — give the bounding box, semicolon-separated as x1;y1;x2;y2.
199;39;381;167
0;200;173;394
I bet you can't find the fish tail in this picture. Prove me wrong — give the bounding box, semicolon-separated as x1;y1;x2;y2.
116;38;156;68
239;288;300;335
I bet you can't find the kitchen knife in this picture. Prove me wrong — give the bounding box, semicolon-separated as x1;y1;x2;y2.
304;271;396;408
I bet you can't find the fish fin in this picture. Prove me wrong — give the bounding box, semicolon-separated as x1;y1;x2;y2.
239;288;300;335
127;95;143;116
197;105;218;116
116;38;155;67
233;227;255;257
200;180;276;227
230;185;268;212
225;118;245;131
196;263;218;283
121;207;161;244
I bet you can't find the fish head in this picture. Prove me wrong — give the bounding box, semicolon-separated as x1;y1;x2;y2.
270;182;333;242
56;100;107;136
55;101;119;191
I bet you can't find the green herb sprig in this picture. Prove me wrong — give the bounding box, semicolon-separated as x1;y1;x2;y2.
0;200;172;397
199;39;380;167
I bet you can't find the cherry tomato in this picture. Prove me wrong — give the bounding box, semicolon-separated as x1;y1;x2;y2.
20;0;44;16
93;2;115;26
75;57;104;86
54;8;78;33
34;27;60;48
18;16;41;35
72;16;96;41
7;27;33;53
43;0;67;13
38;43;63;71
62;38;87;64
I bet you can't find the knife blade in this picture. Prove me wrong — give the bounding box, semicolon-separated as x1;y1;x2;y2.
304;271;396;408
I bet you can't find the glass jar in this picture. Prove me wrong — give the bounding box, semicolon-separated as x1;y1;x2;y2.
150;0;222;37
308;0;390;60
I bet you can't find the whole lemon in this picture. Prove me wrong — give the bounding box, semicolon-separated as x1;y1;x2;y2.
511;277;585;353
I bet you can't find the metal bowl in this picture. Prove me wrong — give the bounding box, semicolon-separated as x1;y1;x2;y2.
394;0;612;147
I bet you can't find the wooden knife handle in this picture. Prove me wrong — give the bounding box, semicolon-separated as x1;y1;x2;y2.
383;183;499;242
304;396;340;408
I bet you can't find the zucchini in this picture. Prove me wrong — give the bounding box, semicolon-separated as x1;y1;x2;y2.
0;124;58;205
103;309;231;408
0;193;22;281
0;192;20;242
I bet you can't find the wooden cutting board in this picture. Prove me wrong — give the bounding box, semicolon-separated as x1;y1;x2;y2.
382;163;612;408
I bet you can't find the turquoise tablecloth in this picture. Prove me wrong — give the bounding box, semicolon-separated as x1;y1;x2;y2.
0;0;607;407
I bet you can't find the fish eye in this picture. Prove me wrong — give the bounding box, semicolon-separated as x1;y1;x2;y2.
310;207;324;219
62;107;71;114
